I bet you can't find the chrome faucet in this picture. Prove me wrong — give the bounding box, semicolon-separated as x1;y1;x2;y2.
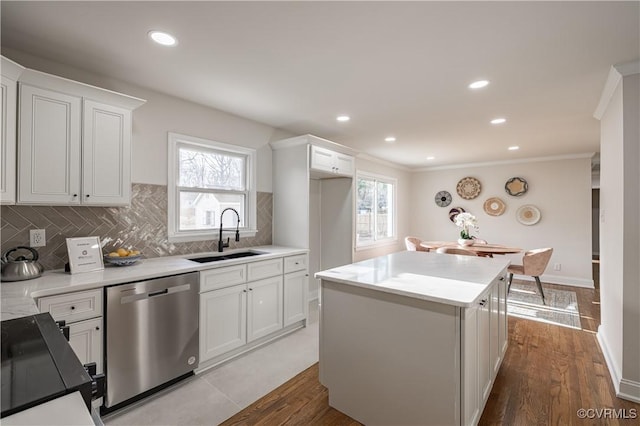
218;208;241;252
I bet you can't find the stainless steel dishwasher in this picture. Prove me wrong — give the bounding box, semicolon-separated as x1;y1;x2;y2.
104;272;199;409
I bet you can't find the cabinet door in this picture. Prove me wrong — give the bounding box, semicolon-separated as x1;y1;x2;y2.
490;284;500;376
310;145;335;173
247;276;283;342
82;100;132;205
68;317;103;374
284;270;308;326
462;305;480;426
498;277;508;357
478;294;492;404
1;76;17;204
200;285;247;362
333;152;354;177
18;84;81;204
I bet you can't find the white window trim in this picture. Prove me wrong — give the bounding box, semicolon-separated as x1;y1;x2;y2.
354;171;398;250
167;132;257;243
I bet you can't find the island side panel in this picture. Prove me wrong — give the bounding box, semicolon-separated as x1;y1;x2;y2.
319;279;461;426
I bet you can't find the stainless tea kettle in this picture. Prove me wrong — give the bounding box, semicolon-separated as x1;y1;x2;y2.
1;246;44;281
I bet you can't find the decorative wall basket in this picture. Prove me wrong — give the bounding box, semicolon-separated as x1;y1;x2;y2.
505;177;528;196
435;190;452;207
449;207;466;222
516;204;541;225
483;197;506;216
456;177;481;200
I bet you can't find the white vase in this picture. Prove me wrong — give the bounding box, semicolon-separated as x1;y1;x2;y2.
458;238;474;246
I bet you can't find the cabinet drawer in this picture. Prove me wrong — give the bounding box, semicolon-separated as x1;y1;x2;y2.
247;258;283;281
200;264;247;292
38;289;103;323
284;254;308;274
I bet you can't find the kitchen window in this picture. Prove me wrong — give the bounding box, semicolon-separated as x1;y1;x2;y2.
356;172;396;248
168;133;256;242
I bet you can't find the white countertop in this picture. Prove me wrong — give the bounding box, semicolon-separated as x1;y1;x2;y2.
1;246;307;321
315;251;510;308
2;391;95;426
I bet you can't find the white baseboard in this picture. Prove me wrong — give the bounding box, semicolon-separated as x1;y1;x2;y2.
513;273;594;288
597;327;640;403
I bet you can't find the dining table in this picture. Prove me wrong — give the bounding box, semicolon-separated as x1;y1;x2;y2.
419;241;522;257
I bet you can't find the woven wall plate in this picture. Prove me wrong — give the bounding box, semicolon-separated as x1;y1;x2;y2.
505;177;528;196
516;204;541;225
456;177;481;200
483;197;506;216
449;207;466;222
435;190;452;207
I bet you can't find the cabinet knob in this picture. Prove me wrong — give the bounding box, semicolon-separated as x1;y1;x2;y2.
243;289;247;293
70;306;75;310
479;299;487;307
499;276;505;281
73;194;78;197
249;288;253;291
86;194;90;198
96;326;100;331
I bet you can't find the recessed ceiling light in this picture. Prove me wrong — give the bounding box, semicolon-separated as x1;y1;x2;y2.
490;118;507;125
336;115;350;122
426;156;435;160
468;80;489;89
385;136;396;143
508;146;519;151
148;30;177;46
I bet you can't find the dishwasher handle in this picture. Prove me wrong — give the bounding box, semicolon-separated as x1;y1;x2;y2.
120;283;192;304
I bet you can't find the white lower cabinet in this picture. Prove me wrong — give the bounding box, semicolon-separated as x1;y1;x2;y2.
199;253;307;366
247;276;283;341
462;275;508;426
68;317;103;374
284;270;308;326
200;284;247;360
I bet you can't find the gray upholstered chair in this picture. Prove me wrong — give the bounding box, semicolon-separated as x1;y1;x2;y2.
404;236;429;252
435;247;477;256
507;248;553;304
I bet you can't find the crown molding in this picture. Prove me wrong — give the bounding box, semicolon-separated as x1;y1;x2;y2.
356;153;411;171
594;60;640;120
412;152;595;172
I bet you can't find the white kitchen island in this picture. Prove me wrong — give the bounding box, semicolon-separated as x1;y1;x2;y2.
315;251;511;426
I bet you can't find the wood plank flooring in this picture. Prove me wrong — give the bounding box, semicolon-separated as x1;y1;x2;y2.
222;281;639;425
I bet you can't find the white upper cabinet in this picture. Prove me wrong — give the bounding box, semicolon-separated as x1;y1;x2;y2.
18;84;82;204
16;67;145;206
1;57;25;205
310;145;354;178
82;100;132;205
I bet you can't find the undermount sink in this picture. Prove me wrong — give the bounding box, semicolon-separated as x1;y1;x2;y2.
188;251;262;263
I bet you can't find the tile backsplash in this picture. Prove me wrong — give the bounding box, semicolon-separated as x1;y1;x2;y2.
1;184;273;270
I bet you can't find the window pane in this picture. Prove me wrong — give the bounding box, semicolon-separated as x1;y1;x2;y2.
356;178;375;244
179;147;245;190
376;181;393;239
179;192;245;231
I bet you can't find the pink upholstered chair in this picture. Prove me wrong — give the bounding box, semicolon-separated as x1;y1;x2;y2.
404;236;429;252
435;247;478;256
507;248;553;304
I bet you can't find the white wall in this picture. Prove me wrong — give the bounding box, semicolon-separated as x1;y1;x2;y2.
597;69;640;403
353;155;411;262
410;157;593;287
2;48;292;192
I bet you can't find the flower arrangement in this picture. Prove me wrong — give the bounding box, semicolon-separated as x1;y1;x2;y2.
455;212;478;240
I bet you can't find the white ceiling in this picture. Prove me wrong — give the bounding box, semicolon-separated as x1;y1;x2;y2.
1;1;638;168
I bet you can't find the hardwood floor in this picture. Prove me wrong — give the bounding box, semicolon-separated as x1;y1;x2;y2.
222;281;639;425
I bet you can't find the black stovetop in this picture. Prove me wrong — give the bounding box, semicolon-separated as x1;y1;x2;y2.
1;313;92;418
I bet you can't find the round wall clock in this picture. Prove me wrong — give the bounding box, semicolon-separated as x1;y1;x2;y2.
456;177;482;200
505;177;528;196
435;190;452;207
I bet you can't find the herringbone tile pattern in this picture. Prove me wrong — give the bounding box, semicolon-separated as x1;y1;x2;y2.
0;184;273;270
